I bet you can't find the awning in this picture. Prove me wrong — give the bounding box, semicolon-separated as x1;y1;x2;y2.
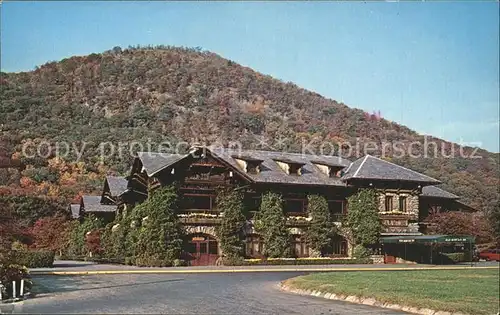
380;235;475;244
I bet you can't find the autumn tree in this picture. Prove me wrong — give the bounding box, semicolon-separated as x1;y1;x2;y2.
30;216;73;256
254;192;291;258
426;211;494;244
488;204;500;244
67;214;104;257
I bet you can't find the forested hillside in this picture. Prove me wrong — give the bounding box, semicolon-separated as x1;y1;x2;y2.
0;45;498;226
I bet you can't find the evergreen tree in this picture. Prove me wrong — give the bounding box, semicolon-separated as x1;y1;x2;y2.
133;185;185;267
254;192;291;258
306;194;337;256
345;189;381;247
215;188;246;259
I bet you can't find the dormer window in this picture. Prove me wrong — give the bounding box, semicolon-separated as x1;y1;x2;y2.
232;155;264;174
311;161;345;178
273;158;305;175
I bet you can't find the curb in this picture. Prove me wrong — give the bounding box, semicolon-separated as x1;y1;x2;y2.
30;266;498;276
279;282;467;315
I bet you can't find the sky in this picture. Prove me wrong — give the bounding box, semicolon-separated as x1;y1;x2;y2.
1;1;499;152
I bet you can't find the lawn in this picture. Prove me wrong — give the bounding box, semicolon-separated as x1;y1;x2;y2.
284;268;499;315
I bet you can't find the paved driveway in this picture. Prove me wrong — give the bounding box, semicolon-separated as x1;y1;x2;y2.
12;273;407;314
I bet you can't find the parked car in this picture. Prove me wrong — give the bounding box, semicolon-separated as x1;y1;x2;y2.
478;249;500;261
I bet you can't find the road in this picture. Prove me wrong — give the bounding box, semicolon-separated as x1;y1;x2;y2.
30;259;497;274
11;273;407;314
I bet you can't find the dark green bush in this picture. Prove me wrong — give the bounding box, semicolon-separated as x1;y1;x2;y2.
9;250;55;268
172;259;188;267
0;264;32;300
240;258;372;266
442;252;471;264
134;255;173;267
352;245;372;259
221;256;246;266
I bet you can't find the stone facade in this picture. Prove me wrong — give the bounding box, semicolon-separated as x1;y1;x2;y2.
185;225;217;238
377;191;419;218
377;190;420;234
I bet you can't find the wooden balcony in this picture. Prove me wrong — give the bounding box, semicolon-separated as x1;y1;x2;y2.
179;216;221;224
178;209;221;225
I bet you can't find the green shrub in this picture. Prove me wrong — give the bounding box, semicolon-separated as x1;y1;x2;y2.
0;264;32;300
352;245;371;259
134;255;173;267
254;192;292;258
241;258;372;266
345;189;381;247
442;252;471;264
8;250;55;268
133;186;185;266
172;259;188;267
216;188;246;260
306;194;337;255
221;256;246;266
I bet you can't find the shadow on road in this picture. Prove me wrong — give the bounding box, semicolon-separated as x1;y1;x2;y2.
33;276;185;294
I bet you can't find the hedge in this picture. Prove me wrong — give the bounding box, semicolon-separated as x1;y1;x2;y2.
442;252;472;264
9;250;55;268
225;257;373;266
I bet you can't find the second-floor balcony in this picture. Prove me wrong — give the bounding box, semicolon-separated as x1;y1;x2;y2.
178;209;222;224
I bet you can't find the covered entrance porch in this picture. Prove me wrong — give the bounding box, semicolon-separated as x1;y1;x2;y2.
186;233;219;266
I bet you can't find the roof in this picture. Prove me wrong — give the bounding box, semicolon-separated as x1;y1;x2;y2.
310;160;347;168
231;155;264;163
273;157;306;166
106;176;128;196
210;147;351;186
81;195;116;213
342;155;441;184
380;235;475;244
69;204;80;219
136;152;189;176
421;186;459;199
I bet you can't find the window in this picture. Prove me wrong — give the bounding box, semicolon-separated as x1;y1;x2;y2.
284;199;306;213
292;235;309;257
328;201;344;214
385;196;393;211
332;236;348;256
186;242;197;254
328;200;344;221
208;241;218;255
199;243;208;254
181;194;214;210
246;235;263;257
399;196;407;212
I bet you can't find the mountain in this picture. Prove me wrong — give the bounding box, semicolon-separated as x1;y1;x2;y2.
0;45;498;218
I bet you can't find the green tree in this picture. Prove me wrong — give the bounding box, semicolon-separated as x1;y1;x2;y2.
254;192;291;258
345;189;381;248
215;188;246;259
306;194;337;256
133;186;185;267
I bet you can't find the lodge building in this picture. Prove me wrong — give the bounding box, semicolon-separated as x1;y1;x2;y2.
71;146;475;265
